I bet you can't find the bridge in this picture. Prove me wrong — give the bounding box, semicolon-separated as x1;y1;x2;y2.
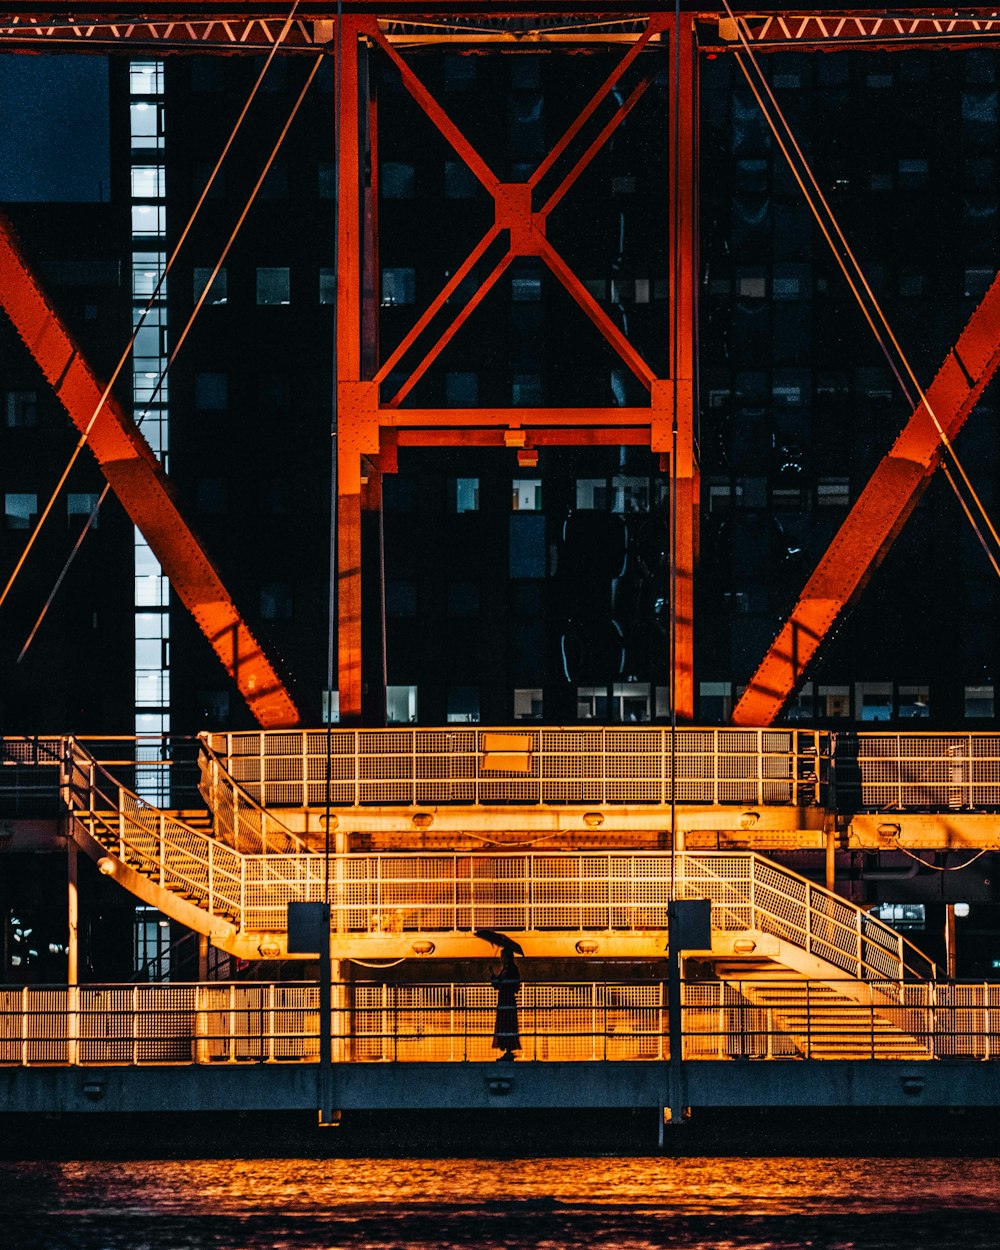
3;730;1000;1126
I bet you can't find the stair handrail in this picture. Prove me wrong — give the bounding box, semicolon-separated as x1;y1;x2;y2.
196;733;308;855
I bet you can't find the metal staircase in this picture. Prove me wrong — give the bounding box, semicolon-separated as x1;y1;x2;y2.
62;738;936;988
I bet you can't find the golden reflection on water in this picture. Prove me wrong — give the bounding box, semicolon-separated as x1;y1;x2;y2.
6;1156;1000;1250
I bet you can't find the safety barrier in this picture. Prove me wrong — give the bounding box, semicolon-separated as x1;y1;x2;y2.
2;980;998;1066
202;727;827;808
835;733;1000;810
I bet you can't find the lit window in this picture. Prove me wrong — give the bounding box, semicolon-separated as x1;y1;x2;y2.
321;690;340;724
856;682;892;722
576;479;606;510
131;204;166;237
965;685;995;719
514;688;543;721
511;262;542;301
129;62;163;95
67;493;100;529
450;477;479;513
5;390;37;428
195;373;227;410
512;480;542;512
129;101;164;149
256;267;290;305
737;275;766;298
612;476;649;513
260;583;293;620
899;685;930;719
193;267;227;305
818;685;850;718
381;267;415;306
4;493;38;530
386;685;418;724
447;687;480;723
132;251;166;298
131;165;164;198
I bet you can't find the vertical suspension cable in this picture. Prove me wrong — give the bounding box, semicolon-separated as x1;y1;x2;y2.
325;0;344;908
0;6;301;619
669;0;682;902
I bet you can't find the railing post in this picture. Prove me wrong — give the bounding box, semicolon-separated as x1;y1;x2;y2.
806;980;812;1059
856;907;863;979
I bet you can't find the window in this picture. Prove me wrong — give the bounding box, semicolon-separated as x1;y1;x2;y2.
514;688;543;721
381;267;415;306
737;275;766;298
129;101;164;149
195;372;227;410
511;261;542;301
261;163;288;200
786;683;814;722
447;580;480;618
576;478;607;510
966;685;995;719
4;494;37;530
386;684;418;724
817;478;849;507
198;691;230;721
131;165;164;198
699;682;733;722
444;161;478;198
5;390;37;428
130;204;166;237
965;268;993;300
385;580;417;617
899;685;930;719
450;477;479;513
132;252;166;298
512;373;542;405
381;161;415;198
898;157;928;188
129;62;164;95
856;682;892;722
818;685;850;718
612;476;649;513
256;267;290;305
512;480;542;511
193;267;227;305
67;493;100;529
447;687;480;723
260;583;293;620
319;268;336;305
577;683;651;723
445;371;478;405
133;906;170;980
509;514;546;578
318;163;336;199
321;690;340;724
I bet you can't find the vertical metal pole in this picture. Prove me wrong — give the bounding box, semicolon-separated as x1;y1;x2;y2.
198;934;209;983
67;837;79;1066
945;903;957;981
825;827;837;894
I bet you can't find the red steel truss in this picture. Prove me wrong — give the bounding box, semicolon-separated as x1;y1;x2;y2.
733;271;1000;727
3;5;996;729
0;213;301;728
335;13;697;721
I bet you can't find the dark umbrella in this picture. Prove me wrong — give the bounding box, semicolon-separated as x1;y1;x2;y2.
474;928;525;955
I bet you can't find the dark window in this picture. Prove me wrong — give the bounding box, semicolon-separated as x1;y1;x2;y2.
67;493;100;529
256;267;290;305
381;162;415;198
509;514;546;578
193;267;227;304
261;162;289;200
447;581;480;618
386;580;417;617
5;390;37;427
195;372;227;410
260;583;293;620
4;493;38;530
197;478;227;514
318;163;336;199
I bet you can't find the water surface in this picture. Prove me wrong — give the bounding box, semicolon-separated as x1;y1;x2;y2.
4;1156;1000;1249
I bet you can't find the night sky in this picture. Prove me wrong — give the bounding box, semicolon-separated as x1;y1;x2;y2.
0;55;109;202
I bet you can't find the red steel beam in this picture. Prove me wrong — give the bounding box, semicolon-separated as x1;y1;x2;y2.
733;269;1000;727
0;211;301;727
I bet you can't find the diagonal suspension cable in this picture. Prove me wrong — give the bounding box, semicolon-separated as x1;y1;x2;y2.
722;0;1000;580
17;44;323;661
0;2;302;620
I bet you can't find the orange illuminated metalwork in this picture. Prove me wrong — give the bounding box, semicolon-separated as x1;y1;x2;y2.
335;13;698;721
733;270;1000;727
0;212;301;728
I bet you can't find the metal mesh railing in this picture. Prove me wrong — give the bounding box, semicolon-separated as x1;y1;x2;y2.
3;980;999;1067
202;727;826;808
835;732;1000;810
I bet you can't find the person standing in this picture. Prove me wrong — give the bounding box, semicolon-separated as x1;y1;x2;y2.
491;946;521;1061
